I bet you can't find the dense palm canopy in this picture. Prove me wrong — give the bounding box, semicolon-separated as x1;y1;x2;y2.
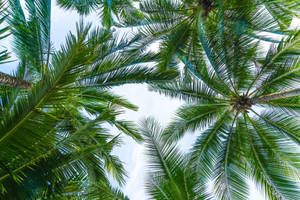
1;0;300;199
124;0;300;72
0;0;177;198
152;25;300;199
0;22;132;199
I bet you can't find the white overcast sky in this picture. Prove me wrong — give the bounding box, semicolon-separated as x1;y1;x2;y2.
1;1;300;200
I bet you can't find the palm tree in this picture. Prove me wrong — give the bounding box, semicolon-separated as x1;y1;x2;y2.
0;0;178;198
0;22;134;199
151;27;300;199
57;0;143;29
124;0;299;71
140;117;206;200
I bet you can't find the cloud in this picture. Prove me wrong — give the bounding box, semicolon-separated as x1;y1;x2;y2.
123;144;147;200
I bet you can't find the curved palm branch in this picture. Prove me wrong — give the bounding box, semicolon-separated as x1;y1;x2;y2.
155;28;300;199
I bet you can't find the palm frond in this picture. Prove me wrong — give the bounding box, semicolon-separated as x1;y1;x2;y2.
0;20;155;195
140;117;203;200
57;0;140;29
248;30;300;96
8;0;51;77
149;76;220;103
189;111;231;183
163;103;228;142
213;113;250;200
0;1;10;63
244;113;300;200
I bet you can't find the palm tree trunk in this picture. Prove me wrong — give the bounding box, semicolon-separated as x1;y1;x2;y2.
251;88;300;104
0;72;31;89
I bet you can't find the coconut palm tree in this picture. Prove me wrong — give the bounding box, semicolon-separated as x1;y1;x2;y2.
57;0;143;29
0;0;178;198
0;22;134;199
124;0;299;72
140;117;207;200
151;26;300;199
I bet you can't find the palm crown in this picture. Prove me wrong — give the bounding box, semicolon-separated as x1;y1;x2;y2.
151;24;300;199
0;22;133;199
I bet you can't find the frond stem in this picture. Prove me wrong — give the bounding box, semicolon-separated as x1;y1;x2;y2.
251;88;300;104
248;65;300;97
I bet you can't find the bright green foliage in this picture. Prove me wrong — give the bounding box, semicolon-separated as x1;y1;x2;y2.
0;0;178;198
0;22;130;199
1;0;300;199
152;26;300;199
57;0;144;29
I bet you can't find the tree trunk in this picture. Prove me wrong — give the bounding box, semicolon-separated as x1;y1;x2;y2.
251;88;300;104
0;72;32;89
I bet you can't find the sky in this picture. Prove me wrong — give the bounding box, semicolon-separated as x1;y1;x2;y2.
1;1;300;200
